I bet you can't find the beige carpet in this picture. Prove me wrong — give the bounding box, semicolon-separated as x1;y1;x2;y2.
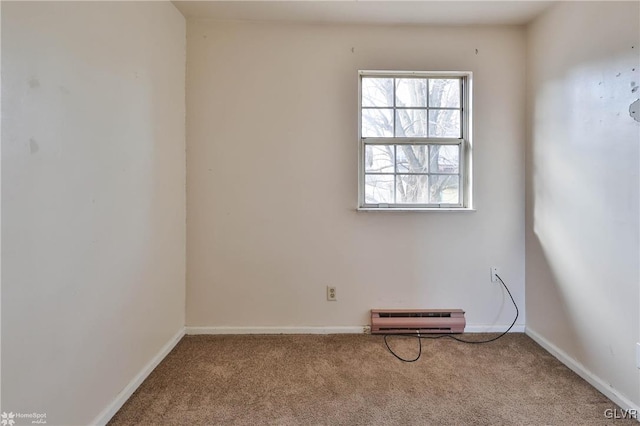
109;334;634;425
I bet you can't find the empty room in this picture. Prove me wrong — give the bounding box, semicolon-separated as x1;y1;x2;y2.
2;0;639;424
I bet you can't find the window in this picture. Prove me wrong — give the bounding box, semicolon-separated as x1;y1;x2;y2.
358;71;472;210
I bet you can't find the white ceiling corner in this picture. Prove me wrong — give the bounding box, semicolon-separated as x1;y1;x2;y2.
172;1;556;26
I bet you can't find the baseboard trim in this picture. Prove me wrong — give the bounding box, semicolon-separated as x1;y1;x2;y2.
91;327;185;426
526;327;640;413
185;325;524;335
185;326;369;335
465;324;525;333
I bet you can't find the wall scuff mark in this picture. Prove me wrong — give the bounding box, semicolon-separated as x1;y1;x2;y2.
630;99;640;122
29;138;39;154
28;77;40;88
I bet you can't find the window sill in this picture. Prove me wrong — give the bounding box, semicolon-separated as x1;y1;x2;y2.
357;207;476;212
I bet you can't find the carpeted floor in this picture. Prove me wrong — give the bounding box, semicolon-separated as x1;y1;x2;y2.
109;334;634;425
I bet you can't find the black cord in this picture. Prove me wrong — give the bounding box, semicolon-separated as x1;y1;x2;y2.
384;330;422;362
383;274;519;362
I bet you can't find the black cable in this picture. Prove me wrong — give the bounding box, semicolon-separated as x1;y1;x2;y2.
383;273;519;362
384;331;422;362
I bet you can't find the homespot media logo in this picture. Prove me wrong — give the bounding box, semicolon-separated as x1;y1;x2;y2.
604;408;638;420
1;412;47;425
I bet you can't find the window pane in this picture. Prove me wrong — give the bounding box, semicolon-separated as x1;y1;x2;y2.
429;78;461;108
397;145;428;173
396;78;427;107
362;108;393;137
362;78;393;107
395;109;427;137
365;145;394;173
429;109;460;138
396;175;429;204
430;175;459;204
365;175;394;204
429;145;459;173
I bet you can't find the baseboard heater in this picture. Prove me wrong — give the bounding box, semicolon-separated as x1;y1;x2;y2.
370;309;465;334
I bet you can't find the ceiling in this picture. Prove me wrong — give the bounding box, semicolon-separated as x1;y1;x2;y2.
172;1;555;26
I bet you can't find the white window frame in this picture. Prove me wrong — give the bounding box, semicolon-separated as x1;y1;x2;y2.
357;70;473;211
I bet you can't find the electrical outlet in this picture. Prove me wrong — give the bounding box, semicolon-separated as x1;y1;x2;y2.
327;286;337;301
491;266;500;283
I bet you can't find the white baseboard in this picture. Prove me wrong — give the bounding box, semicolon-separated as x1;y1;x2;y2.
185;325;524;335
90;327;185;426
185;326;368;335
526;327;640;413
465;324;525;333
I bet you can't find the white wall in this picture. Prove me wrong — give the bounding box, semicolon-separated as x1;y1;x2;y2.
2;2;185;424
187;21;526;329
526;1;640;407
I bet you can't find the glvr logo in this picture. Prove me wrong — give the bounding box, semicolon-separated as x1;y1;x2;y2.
0;412;15;426
604;408;638;419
